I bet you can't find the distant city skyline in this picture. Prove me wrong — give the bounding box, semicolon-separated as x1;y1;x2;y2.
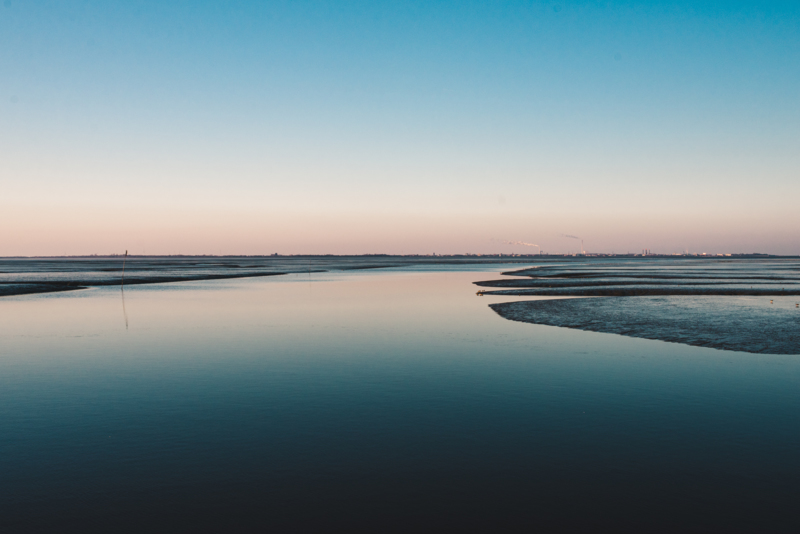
2;1;799;256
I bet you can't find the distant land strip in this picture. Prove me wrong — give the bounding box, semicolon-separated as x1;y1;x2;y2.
481;287;800;296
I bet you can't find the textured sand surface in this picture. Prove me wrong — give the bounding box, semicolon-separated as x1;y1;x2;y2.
491;296;800;354
481;258;800;353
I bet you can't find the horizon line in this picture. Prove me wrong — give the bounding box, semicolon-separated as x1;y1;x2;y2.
0;253;789;259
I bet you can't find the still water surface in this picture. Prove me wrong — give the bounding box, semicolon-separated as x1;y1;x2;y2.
1;268;799;532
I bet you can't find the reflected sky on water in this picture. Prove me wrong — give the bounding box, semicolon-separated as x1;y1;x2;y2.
2;268;799;532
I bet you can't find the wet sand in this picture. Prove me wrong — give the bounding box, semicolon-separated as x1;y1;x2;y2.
491;296;800;354
476;259;800;296
480;258;800;354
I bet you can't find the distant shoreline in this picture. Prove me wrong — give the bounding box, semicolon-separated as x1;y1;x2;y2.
0;253;793;259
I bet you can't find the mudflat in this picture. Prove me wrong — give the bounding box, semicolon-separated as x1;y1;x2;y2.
0;255;531;297
480;257;800;354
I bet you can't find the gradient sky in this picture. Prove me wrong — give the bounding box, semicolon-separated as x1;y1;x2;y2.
2;1;799;255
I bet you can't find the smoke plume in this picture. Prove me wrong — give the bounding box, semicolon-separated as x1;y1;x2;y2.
491;238;539;248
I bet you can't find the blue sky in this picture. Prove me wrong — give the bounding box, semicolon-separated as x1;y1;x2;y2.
2;1;799;255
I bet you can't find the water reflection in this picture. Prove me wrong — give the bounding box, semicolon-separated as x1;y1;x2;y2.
121;287;129;330
1;269;799;532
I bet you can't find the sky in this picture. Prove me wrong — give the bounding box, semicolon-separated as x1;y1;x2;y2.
2;0;799;256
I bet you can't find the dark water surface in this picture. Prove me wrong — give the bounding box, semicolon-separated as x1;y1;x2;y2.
2;268;800;532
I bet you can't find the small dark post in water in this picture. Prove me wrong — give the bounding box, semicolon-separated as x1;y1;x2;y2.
121;250;128;287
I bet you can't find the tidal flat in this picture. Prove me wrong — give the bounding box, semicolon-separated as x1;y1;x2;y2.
2;258;800;532
0;255;533;297
480;257;800;354
491;296;800;354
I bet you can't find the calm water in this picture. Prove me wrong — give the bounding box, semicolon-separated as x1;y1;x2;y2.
2;268;799;532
